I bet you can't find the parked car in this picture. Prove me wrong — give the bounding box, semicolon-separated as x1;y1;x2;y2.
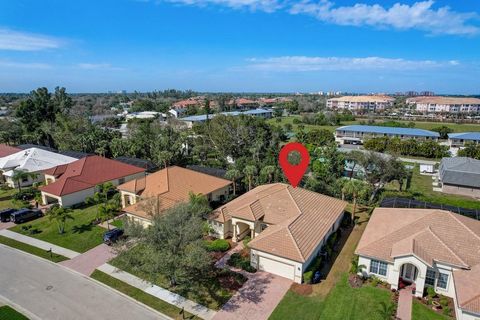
0;208;16;222
103;228;124;245
10;208;43;224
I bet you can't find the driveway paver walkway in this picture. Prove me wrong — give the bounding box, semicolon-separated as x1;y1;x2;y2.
60;244;116;276
98;263;217;320
397;288;413;320
0;222;14;231
213;244;292;320
0;229;80;259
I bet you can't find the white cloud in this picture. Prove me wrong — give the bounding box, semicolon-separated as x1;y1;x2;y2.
77;63;125;71
0;28;64;51
0;60;51;69
245;56;460;72
289;1;479;36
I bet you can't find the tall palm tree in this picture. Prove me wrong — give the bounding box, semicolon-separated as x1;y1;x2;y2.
188;192;210;218
97;203;116;230
47;205;74;234
260;165;276;184
11;169;38;192
225;169;241;195
243;165;257;191
342;179;365;223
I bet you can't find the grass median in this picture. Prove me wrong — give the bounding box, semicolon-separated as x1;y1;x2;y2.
91;270;201;320
0;305;29;320
0;235;68;263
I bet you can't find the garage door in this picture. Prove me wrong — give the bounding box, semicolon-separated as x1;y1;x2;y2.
258;256;295;280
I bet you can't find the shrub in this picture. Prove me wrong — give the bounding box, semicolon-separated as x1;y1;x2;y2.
242;236;252;248
439;297;449;307
292;118;301;124
443;306;451;316
206;239;230;252
227;253;256;273
303;271;313;284
13;187;39;201
370;276;380;287
426;287;437;298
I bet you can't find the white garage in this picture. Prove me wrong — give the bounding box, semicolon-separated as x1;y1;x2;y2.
258;256;295;280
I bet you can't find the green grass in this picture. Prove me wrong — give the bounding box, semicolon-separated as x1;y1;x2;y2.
270;273;392;320
0;305;29;320
110;245;244;310
110;217;124;229
9;204;104;253
412;300;451;320
91;270;200;320
0;235;69;262
268;116;480;134
0;188;23;210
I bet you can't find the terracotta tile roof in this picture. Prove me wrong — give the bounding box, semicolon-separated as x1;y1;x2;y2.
0;144;21;158
356;208;480;268
39;156;145;196
407;96;480;105
119;166;232;219
357;208;480;316
211;183;347;262
329;95;395;103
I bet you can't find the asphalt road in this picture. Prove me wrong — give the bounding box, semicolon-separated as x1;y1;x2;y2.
0;244;169;320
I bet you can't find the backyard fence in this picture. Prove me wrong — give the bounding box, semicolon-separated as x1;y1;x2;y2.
380;197;480;221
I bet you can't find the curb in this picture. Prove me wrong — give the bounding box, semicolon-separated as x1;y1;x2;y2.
0;294;42;320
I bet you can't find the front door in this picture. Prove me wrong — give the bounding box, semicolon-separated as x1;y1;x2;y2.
401;264;417;282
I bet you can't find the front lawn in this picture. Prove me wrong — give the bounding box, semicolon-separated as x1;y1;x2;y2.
9;204;104;253
0;188;23;210
91;270;201;320
270;273;392;320
0;305;29;320
110;245;247;310
412;300;451;320
0;235;69;262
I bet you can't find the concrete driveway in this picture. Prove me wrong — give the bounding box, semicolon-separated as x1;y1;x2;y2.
0;244;168;320
60;243;117;276
212;271;291;320
0;221;14;230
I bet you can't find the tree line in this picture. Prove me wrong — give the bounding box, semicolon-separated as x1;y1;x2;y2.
363;137;450;159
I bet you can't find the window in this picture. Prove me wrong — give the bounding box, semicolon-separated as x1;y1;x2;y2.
437;273;449;289
119;178;125;184
425;269;436;286
370;260;387;276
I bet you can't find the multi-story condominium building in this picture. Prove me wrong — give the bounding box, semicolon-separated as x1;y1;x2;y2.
335;125;440;144
407;96;480;113
327;95;395;113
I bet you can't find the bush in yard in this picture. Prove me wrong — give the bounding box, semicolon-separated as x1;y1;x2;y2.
227;253;256;273
427;287;437;298
13;187;39;201
443;306;451;316
303;271;313;284
242;236;251;247
206;239;230;252
439;296;449;307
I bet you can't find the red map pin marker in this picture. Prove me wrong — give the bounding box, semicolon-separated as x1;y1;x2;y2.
279;142;310;188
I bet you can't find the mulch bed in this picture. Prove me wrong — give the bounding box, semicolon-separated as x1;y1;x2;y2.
291;283;313;296
217;270;248;291
348;274;363;288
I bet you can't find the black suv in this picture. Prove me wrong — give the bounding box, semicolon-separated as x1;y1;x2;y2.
0;208;16;222
103;228;124;245
10;208;43;224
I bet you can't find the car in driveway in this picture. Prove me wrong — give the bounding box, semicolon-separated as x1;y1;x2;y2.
0;208;16;222
103;228;124;245
10;208;43;224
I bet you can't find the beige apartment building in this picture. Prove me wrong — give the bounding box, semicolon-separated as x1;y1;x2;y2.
327;95;395;113
407;96;480;113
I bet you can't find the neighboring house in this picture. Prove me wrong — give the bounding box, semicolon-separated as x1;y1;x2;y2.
39;155;146;207
335;125;440;144
179;108;273;128
118;166;232;226
208;183;347;283
356;208;480;320
407;96;480;114
448;132;480;148
0;148;77;188
437;157;480;198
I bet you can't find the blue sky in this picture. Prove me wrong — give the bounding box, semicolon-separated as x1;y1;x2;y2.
0;0;479;93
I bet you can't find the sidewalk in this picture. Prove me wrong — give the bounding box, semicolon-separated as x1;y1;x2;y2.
97;263;217;320
396;288;413;320
0;229;80;259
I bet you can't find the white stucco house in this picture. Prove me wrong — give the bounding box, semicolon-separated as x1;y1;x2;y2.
39;155;146;207
356;208;480;320
0;148;77;188
208;183;347;283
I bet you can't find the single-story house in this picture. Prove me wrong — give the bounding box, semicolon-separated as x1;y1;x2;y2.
448;132;480;148
0;144;21;158
118;166;232;226
39;155;146;207
208;183;347;283
335;125;440;144
438;157;480;198
355;208;480;320
0;148;77;188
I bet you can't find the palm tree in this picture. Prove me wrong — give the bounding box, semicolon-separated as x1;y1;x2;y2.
350;256;367;275
376;301;395;320
225;169;241;195
47;205;74;234
97;203;116;230
243;165;257;191
11;170;38;192
342;179;365;223
260;165;276;184
188;192;210;218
